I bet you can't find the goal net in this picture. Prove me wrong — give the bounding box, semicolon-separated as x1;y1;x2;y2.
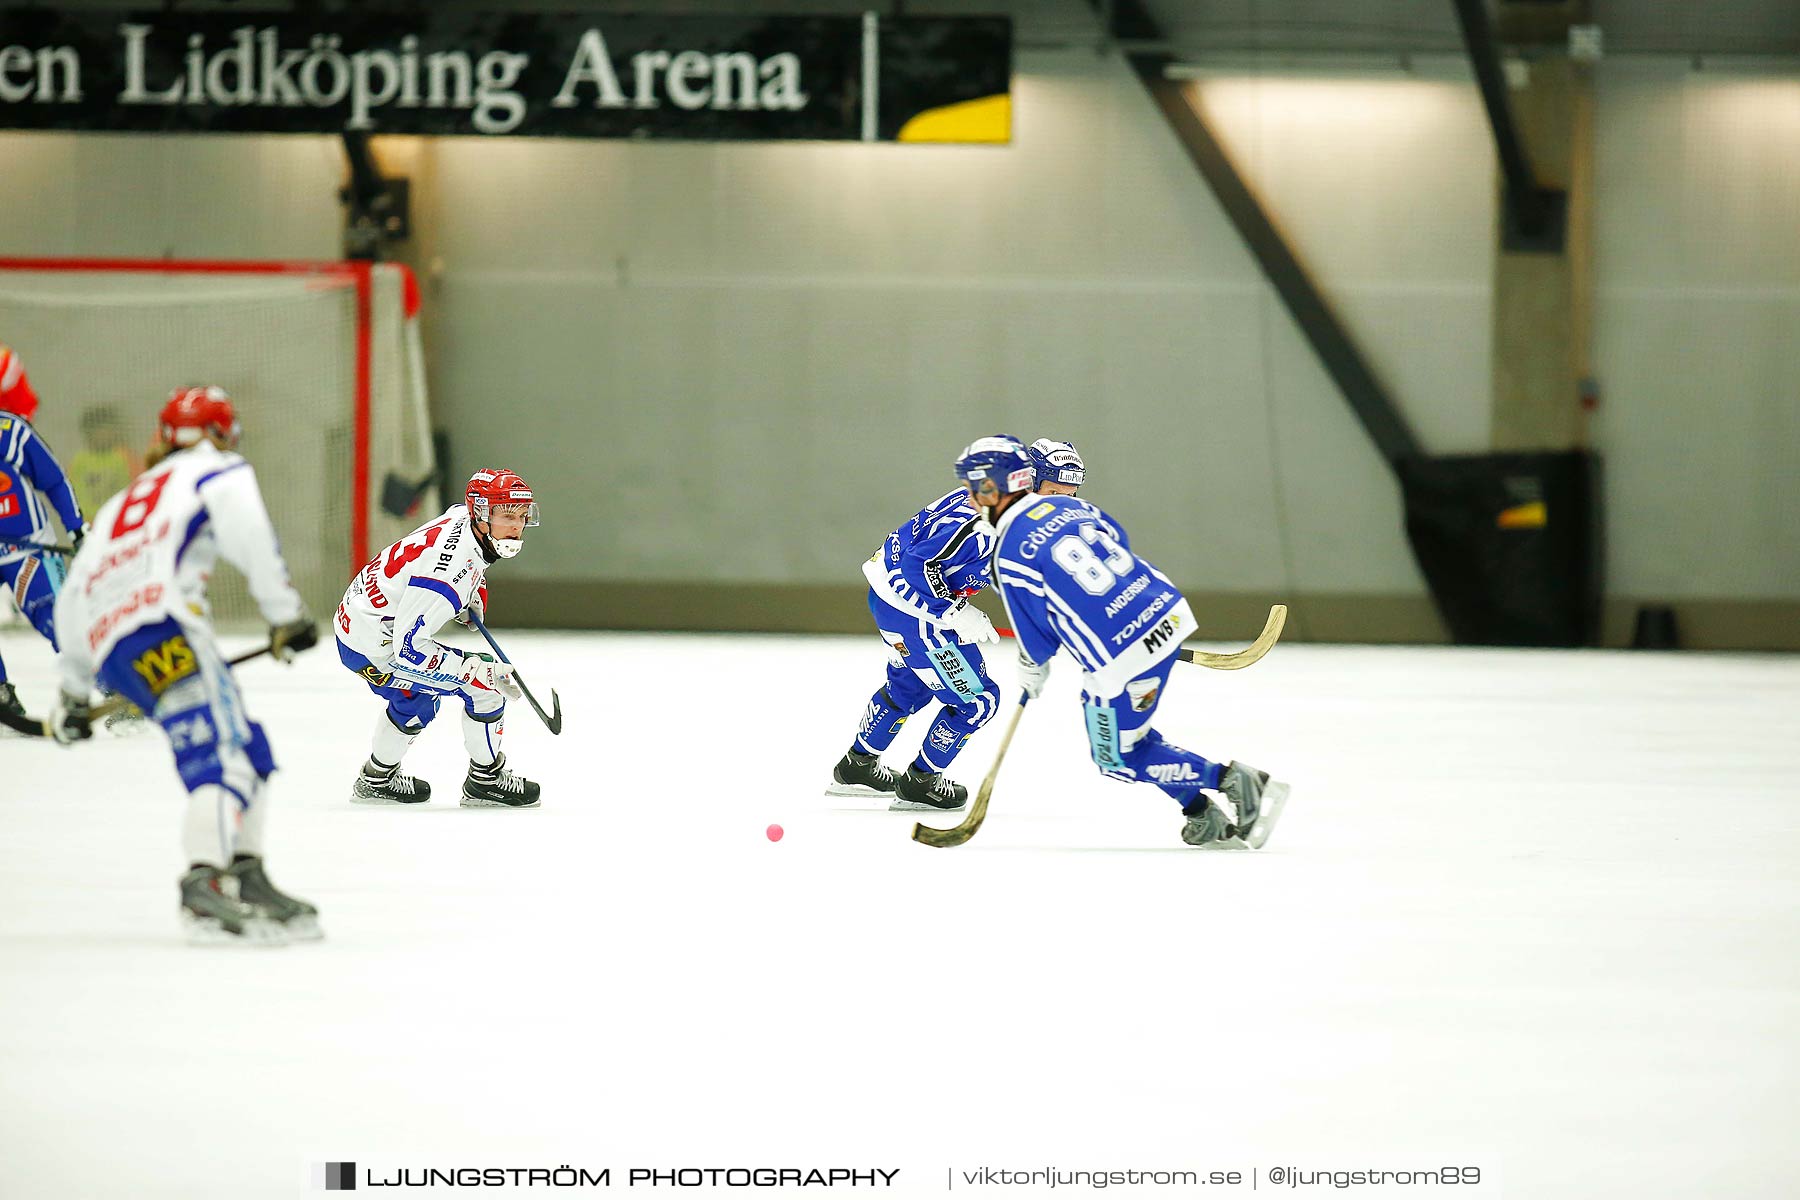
0;258;437;626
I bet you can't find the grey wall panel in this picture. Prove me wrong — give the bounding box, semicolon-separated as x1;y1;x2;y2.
1593;59;1800;602
0;132;343;259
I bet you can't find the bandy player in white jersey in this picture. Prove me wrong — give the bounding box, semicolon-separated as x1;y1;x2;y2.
49;386;322;943
334;468;541;807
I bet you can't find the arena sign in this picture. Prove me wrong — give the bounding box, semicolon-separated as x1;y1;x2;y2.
0;9;1011;143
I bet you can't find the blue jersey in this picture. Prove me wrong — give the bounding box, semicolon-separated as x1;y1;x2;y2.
991;494;1190;681
0;413;83;550
861;488;992;622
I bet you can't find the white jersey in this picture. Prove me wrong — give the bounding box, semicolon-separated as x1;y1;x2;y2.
336;504;487;691
55;442;304;693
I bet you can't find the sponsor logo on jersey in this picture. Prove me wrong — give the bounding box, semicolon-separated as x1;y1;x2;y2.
399;615;430;665
358;565;390;608
86;582;165;651
358;663;393;687
1126;676;1162;712
890;640;910;658
1026;502;1054;519
1138;613;1182;655
1110;590;1176;646
1146;762;1201;784
131;633;197;695
928;724;961;751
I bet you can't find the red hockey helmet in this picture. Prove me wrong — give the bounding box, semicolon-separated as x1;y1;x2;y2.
466;468;538;522
466;468;538;558
158;385;239;450
0;344;39;420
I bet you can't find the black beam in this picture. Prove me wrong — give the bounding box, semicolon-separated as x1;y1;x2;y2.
1133;57;1423;465
1450;0;1555;241
1091;0;1420;466
338;132;409;261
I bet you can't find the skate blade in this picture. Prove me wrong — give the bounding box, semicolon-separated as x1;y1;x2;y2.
1243;781;1290;850
281;916;325;942
824;782;895;798
183;913;288;947
888;797;966;813
459;794;541;809
350;791;430;805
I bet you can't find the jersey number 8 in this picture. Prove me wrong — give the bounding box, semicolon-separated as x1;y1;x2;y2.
1050;523;1135;596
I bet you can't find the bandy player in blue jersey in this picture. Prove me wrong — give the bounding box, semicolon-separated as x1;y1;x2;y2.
824;446;1025;811
962;435;1289;848
0;344;86;728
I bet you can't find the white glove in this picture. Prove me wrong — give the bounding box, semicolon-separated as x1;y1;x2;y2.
457;651;522;701
49;691;94;745
1016;651;1051;700
941;600;999;645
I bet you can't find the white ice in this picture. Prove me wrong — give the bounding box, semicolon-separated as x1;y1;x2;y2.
2;628;1797;1199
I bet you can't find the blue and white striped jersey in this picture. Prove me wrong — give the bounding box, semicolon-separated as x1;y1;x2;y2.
0;414;83;554
860;488;992;622
991;494;1187;676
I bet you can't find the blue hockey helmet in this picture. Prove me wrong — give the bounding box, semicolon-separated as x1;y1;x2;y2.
1027;437;1086;490
953;435;1036;499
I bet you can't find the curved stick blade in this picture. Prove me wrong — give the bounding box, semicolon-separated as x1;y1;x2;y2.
910;694;1028;849
1180;604;1287;670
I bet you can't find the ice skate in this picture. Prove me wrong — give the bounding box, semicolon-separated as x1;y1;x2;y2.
825;748;898;799
1180;795;1236;846
228;856;322;941
0;682;24;735
350;757;432;805
179;865;285;945
891;766;968;812
461;752;540;808
1217;760;1289;849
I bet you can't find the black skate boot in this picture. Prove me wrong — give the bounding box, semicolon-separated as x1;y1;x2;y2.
461;752;541;808
0;682;24;734
1214;760;1290;849
350;757;431;805
179;865;285;945
891;766;968;812
228;855;322;941
825;748;899;799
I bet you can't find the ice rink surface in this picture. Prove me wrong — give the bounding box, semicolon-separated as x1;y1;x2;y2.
2;627;1797;1199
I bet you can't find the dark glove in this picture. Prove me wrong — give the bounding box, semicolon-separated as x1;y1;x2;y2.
270;616;319;663
49;691;93;745
70;523;88;553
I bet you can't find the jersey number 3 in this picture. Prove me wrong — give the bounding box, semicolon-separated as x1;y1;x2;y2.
1050;522;1135;596
384;522;445;578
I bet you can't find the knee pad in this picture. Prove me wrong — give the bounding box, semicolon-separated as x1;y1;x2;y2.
882;664;936;715
462;692;505;721
386;689;441;733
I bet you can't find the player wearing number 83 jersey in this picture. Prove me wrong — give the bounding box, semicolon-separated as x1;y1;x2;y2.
979;456;1287;847
334;468;542;807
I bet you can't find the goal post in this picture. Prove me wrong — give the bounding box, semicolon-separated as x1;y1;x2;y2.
0;257;438;624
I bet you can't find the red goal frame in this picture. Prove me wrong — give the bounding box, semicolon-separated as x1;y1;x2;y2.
0;255;377;570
